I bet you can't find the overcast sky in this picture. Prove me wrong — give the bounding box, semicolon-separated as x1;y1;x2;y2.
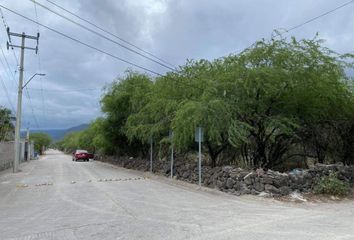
0;0;353;129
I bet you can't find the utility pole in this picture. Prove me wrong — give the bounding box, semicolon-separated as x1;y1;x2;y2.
7;28;39;173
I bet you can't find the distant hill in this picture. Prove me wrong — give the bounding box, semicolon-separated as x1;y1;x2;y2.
22;123;89;141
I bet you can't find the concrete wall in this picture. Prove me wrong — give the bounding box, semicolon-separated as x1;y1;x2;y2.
0;141;14;171
0;140;31;171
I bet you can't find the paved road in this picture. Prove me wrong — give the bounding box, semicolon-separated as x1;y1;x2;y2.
0;150;353;240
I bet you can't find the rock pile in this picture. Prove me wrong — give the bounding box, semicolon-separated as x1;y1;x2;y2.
101;156;354;196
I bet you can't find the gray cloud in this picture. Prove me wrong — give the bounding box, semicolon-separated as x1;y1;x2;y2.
0;0;353;129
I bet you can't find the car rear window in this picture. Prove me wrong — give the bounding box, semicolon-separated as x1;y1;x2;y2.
76;150;88;153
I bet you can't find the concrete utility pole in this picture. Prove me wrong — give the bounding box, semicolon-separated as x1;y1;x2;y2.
7;28;40;173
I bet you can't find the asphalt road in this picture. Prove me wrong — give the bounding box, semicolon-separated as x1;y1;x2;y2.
0;150;353;240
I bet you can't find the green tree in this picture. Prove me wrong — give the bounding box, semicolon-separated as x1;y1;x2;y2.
30;133;52;154
100;70;153;157
227;37;354;168
61;36;354;170
0;107;14;141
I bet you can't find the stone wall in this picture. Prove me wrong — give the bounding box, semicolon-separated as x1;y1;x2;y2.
0;141;14;171
100;156;354;196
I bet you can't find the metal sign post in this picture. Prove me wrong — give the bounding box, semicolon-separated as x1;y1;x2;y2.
195;127;204;187
149;136;153;173
169;130;174;178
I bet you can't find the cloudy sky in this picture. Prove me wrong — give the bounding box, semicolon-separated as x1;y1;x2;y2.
0;0;353;129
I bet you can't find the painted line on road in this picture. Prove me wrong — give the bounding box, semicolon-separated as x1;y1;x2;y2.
15;177;147;188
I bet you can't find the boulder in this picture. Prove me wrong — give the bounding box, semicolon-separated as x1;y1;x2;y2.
273;175;289;188
216;180;225;189
243;172;255;185
226;178;235;189
279;186;292;195
260;175;274;185
264;184;280;195
182;171;190;179
254;182;265;192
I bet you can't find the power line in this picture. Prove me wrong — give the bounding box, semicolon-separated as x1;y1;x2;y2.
43;0;175;69
0;45;17;88
0;4;223;99
28;87;101;92
0;3;212;112
239;0;354;54
0;74;15;113
24;87;40;128
285;0;354;33
0;4;164;76
0;7;19;68
31;0;176;71
32;0;46;122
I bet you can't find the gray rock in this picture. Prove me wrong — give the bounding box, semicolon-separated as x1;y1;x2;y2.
258;191;271;197
264;184;280;194
243;172;254;185
226;178;235;189
216;180;225;189
182;171;190;179
279;186;292;195
229;169;241;179
260;175;274;184
273;176;289;188
239;188;251;195
250;189;260;195
222;166;233;173
254;182;265;192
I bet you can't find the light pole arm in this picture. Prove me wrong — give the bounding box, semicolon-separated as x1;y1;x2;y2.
22;73;45;89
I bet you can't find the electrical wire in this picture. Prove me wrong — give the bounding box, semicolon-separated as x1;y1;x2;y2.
43;0;176;68
24;86;40;128
33;0;46;123
285;0;354;33
31;0;176;71
0;4;164;76
0;45;17;89
0;7;19;68
28;87;101;92
0;74;15;113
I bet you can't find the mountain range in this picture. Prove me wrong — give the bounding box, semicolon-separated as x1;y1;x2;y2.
22;124;89;141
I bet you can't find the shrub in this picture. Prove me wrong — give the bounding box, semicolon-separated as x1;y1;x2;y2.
314;173;350;196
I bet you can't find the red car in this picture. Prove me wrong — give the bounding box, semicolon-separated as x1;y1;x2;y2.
72;150;92;162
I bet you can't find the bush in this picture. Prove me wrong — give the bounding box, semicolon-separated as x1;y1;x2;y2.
314;173;350;196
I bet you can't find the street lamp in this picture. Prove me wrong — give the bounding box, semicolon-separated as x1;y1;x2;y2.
13;72;46;173
22;73;46;89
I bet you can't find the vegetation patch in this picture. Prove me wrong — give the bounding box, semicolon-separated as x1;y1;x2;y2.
54;36;354;171
314;173;350;197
